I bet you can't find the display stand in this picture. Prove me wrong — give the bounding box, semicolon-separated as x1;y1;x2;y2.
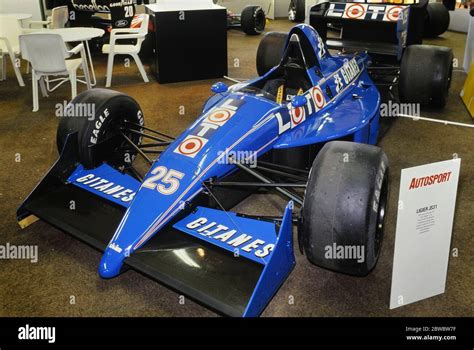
145;2;228;84
463;15;474;73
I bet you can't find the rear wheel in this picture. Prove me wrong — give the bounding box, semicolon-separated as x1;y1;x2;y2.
256;32;288;76
241;6;266;35
300;141;389;276
288;0;306;22
399;44;453;109
57;89;144;169
424;3;450;38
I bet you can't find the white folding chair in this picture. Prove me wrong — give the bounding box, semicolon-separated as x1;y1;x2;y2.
20;33;91;112
102;14;150;87
27;6;69;29
0;16;26;86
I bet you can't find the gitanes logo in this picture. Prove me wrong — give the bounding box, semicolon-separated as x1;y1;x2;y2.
18;324;56;344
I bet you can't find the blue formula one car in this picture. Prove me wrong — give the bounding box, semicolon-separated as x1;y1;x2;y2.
18;24;391;317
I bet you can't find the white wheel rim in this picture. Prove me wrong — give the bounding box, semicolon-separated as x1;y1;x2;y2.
289;9;296;21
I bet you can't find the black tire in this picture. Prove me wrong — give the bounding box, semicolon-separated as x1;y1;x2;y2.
241;5;266;35
424;3;450;38
300;141;389;276
57;88;145;169
288;0;306;22
256;32;288;76
399;44;453;109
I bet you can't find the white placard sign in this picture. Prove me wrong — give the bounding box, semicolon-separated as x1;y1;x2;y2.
390;158;461;309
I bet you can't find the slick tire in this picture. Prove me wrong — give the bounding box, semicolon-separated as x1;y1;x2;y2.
241;5;266;35
256;32;288;76
57;88;144;169
424;3;450;38
300;141;389;276
288;0;306;22
399;44;453;109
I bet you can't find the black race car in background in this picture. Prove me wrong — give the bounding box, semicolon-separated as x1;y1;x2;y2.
45;0;149;29
226;5;267;35
43;0;150;52
214;0;267;35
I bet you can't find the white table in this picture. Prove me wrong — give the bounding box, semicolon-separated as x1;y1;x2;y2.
31;27;105;86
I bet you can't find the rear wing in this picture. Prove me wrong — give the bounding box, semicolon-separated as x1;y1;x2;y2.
310;0;427;60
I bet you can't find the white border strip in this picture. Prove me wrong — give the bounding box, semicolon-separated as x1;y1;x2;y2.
397;114;474;128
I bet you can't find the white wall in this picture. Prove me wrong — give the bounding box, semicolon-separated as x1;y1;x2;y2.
217;0;275;19
275;0;291;18
0;0;43;20
449;8;470;33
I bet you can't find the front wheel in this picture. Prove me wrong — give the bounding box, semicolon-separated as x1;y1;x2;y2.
241;5;266;35
57;89;145;169
300;141;389;276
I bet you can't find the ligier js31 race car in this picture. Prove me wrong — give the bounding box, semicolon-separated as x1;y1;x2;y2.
18;24;448;317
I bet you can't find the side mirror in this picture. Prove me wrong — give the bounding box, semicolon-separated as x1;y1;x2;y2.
291;95;307;108
211;82;228;94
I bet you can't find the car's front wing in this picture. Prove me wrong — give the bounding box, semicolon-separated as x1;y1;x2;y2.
17;133;295;317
